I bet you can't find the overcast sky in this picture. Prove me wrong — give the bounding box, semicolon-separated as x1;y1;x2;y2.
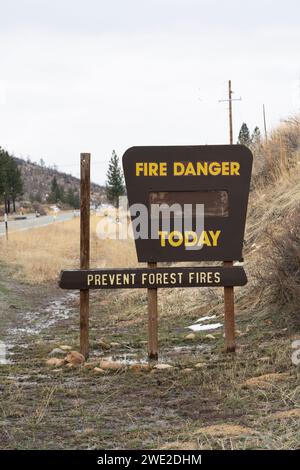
0;0;300;184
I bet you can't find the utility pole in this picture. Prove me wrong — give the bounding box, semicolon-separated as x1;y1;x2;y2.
263;104;268;142
219;80;241;352
218;80;241;144
229;80;233;144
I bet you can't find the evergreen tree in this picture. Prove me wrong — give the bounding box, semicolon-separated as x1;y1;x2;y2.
237;123;251;147
8;158;23;212
105;150;125;208
251;126;261;146
73;192;80;209
48;176;64;203
0;147;23;212
65;187;80;208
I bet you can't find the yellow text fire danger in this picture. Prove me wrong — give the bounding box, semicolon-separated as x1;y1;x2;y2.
135;161;240;176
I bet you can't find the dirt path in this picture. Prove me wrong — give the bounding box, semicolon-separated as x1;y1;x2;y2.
0;264;78;364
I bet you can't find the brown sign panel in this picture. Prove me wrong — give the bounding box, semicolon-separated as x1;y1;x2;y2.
122;145;253;262
59;266;247;290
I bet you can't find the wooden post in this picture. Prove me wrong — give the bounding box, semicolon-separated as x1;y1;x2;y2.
224;80;235;353
4;213;8;241
80;153;90;359
223;261;235;352
147;262;158;360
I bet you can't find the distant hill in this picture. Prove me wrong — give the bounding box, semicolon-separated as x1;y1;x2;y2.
13;157;106;206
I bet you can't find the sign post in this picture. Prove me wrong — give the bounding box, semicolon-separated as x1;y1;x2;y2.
80;153;90;359
147;261;158;360
223;260;235;352
4;213;8;241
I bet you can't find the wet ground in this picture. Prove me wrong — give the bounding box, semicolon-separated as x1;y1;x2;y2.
0;263;299;450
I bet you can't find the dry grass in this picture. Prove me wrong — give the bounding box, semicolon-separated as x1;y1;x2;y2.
0;215;137;283
251;116;300;184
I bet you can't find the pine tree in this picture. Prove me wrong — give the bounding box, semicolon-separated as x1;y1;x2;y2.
8;159;23;212
65;187;80;209
105;150;125;208
48;176;64;203
0;147;23;213
237;123;251;147
251;126;261;146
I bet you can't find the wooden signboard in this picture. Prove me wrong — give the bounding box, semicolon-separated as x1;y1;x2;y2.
60;147;253;360
60;266;247;290
122;145;253;262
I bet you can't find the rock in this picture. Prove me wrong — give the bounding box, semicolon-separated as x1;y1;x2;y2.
182;368;193;374
154;363;174;370
94;367;106;374
194;362;206;369
65;351;85;366
204;334;215;340
46;358;65;367
98;340;111;350
110;342;120;347
66;362;76;369
84;362;98;369
99;360;124;370
129;363;150;373
49;348;66;357
185;333;196;340
59;345;72;351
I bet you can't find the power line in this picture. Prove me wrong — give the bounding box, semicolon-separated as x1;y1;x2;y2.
44;160;108;169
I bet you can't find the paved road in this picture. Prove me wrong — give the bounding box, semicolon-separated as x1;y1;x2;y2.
0;212;77;237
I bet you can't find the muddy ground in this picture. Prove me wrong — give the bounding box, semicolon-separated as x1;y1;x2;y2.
0;263;299;450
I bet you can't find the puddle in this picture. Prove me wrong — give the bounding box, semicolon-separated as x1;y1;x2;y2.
102;354;149;365
0;341;11;365
162;344;208;360
3;292;78;363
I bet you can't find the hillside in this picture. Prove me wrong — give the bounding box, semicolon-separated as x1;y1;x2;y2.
14;157;106;206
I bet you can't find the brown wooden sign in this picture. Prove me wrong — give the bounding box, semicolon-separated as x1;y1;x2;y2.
60;147;253;360
122;145;253;262
59;266;247;290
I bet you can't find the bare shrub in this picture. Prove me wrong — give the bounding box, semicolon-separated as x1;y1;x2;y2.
257;207;300;328
251;116;300;189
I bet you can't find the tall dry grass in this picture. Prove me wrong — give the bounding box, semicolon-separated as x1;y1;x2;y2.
247;116;300;327
251;116;300;187
0;215;138;283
